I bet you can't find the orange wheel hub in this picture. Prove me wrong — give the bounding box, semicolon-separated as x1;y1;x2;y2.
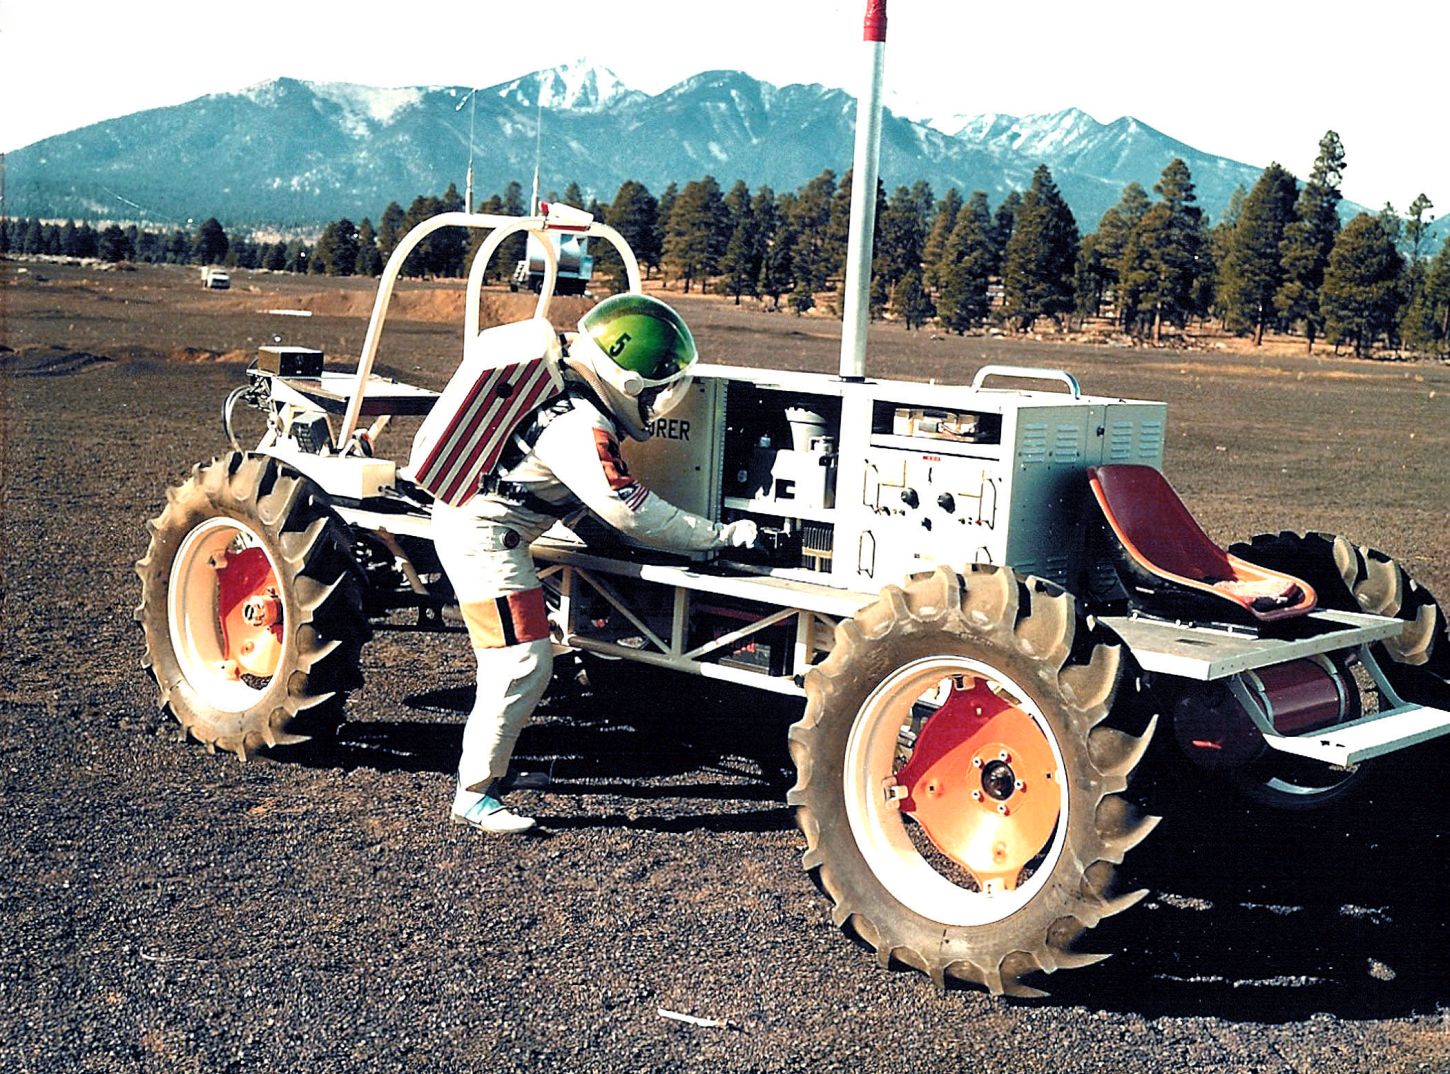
214;547;283;678
896;677;1062;893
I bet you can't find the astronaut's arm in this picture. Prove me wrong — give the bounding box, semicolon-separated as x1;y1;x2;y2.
534;410;753;553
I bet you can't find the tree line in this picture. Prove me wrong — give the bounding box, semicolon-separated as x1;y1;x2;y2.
0;214;318;273
5;130;1446;358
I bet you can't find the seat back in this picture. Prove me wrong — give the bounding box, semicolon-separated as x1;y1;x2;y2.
1088;464;1233;582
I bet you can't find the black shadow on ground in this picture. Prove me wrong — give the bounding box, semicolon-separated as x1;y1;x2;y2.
1031;751;1450;1022
287;666;1448;1022
287;665;799;834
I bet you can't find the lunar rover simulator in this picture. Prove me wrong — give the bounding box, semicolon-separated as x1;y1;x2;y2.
135;203;1450;995
135;3;1450;996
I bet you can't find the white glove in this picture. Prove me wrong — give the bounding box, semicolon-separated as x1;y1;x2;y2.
718;519;759;549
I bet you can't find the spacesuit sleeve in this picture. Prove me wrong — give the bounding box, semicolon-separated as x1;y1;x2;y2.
533;406;725;552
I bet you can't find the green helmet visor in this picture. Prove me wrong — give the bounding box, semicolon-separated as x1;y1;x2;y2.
579;294;697;383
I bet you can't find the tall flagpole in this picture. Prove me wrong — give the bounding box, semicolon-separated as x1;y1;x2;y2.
838;0;887;381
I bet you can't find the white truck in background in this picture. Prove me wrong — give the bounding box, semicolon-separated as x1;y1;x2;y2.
511;229;591;295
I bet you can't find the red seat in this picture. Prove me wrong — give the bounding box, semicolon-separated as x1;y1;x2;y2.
1087;465;1316;622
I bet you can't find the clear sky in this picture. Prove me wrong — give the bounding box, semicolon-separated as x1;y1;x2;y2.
0;0;1442;215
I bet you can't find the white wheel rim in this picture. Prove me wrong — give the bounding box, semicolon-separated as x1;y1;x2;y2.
844;656;1070;927
167;516;282;713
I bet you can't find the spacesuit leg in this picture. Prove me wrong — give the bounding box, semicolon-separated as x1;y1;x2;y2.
432;502;556;817
453;636;553;814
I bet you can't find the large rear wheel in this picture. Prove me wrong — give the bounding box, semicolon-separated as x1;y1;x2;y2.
135;453;368;758
788;566;1157;996
1229;531;1450;808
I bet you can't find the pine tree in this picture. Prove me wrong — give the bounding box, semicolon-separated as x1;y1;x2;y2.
597;179;659;285
789;279;816;316
922;188;963;291
1378;202;1403;247
1418;241;1450;354
355;218;382;276
377;201;406;265
21;218;43;255
401;195;442;276
1079;182;1149;319
315;218;359;276
285;240;309;274
136;227;165;263
1001;166;1079;330
561;180;585;208
892;268;934;329
663;176;727;293
936;191;994;333
989;191;1021;275
759;195;796;311
1322;213;1406;357
1219;163;1298;344
874;185;929;299
97;225;129;262
192;217;229;264
1405;193;1435;263
826;169;856;279
1115;160;1205;341
1276;131;1345;352
265;242;288;272
718;179;763;304
499;181;528;280
431;183;467;277
654;182;678;282
789;169;838;294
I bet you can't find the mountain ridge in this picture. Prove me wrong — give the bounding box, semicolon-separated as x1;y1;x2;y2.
5;64;1396;240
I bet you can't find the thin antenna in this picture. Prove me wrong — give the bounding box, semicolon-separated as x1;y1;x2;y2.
466;87;477;211
530;91;543;215
455;88;479;211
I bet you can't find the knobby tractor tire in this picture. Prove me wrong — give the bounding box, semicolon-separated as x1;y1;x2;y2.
788;565;1158;997
1226;531;1450;809
135;452;368;759
1230;531;1450;706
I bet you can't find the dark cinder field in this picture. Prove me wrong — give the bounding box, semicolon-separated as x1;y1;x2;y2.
3;259;1449;1072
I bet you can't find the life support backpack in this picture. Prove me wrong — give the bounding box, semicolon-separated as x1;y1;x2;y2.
403;318;565;506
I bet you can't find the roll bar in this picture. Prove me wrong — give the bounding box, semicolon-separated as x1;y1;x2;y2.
970;365;1082;398
338;208;643;444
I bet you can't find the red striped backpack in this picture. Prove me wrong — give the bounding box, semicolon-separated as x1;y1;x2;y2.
403;318;564;506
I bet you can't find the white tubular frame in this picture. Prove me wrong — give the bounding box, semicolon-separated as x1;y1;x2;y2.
338;211;643;444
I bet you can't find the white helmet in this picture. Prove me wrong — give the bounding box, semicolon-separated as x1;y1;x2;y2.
564;293;698;440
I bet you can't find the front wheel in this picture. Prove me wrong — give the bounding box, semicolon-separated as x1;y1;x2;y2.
788;566;1157;996
135;453;368;758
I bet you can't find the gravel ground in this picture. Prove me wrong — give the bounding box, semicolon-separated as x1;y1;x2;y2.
2;261;1449;1071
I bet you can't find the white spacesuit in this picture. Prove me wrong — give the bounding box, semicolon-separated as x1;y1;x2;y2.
432;294;756;833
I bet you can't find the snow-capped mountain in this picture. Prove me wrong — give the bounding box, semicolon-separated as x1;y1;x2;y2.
7;63;1273;230
492;59;642;112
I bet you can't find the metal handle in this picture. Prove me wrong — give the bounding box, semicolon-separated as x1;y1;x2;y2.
970;365;1081;398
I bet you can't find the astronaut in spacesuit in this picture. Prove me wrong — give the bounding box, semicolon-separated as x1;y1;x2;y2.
431;293;756;833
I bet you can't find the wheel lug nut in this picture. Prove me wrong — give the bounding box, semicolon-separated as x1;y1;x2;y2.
972;756;983;768
1014;779;1025;791
998;750;1011;762
971;789;982;801
997;804;1009;815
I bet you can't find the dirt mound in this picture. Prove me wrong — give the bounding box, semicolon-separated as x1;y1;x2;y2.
1;348;114;376
168;346;252;363
288;286;593;329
